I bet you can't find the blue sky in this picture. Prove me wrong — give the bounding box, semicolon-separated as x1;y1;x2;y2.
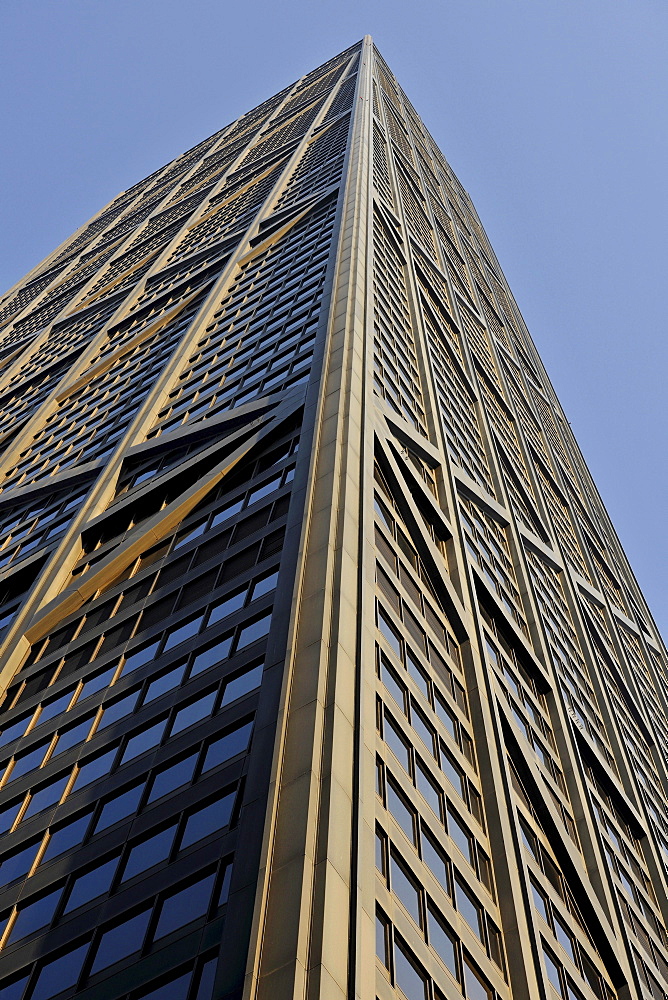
0;0;666;638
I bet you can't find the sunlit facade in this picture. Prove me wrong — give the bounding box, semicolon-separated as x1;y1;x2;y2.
0;36;665;1000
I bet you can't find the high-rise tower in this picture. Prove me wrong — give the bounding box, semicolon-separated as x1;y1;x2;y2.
0;35;665;1000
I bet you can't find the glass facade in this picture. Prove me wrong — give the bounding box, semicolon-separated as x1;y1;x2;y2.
0;35;665;1000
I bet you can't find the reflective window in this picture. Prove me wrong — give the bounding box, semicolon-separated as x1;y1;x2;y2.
94;783;144;834
170;690;217;736
221;662;263;706
64;857;117;913
153;872;216;940
8;887;61;943
122;825;176;882
202;720;253;771
31;941;88;1000
181;792;235;849
90;908;151;974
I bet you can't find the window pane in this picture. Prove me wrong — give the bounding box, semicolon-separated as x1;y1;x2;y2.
147;753;198;803
122;826;176;882
31;942;88;1000
121;720;166;764
154;873;216;940
181;792;235;849
42;813;91;864
221;663;263;706
463;955;493;1000
94;783;144;834
394;937;429;1000
428;906;458;977
65;857;117;912
9;887;61;942
390;854;421;926
170;691;217;736
202;721;253;771
75;749;117;789
123;641;160;674
387;781;416;844
8;743;49;781
378;607;402;658
421;828;450;893
250;571;279;601
448;808;474;865
542;944;563;994
236;613;272;651
98;693;137;730
376;911;390;968
164;615;204;652
384;714;411;772
380;658;406;710
208;588;247;626
91;908;151;973
194;957;217;1000
22;775;69;820
455;877;484;940
415;759;442;818
0;973;29;1000
190;636;233;677
138;972;192;1000
0;842;39;888
144;664;187;705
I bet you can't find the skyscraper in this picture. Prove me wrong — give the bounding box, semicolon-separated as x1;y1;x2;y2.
0;33;665;1000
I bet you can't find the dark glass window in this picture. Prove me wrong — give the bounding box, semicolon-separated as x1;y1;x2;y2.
208;588;247;626
0;973;29;999
94;783;144;834
147;752;198;803
31;941;88;1000
0;841;39;888
236;613;272;651
221;661;263;706
202;720;253;771
144;663;186;703
193;956;217;1000
190;636;233;677
99;692;137;730
181;791;236;849
8;887;61;943
53;716;95;754
123;641;160;674
164;615;205;652
22;775;69;821
64;857;117;913
139;971;193;1000
121;719;167;764
90;908;151;974
170;690;217;736
153;872;216;940
122;825;176;882
42;812;91;864
76;748;117;788
8;742;49;781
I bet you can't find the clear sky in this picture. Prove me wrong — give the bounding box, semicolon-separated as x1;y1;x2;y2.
1;0;666;639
